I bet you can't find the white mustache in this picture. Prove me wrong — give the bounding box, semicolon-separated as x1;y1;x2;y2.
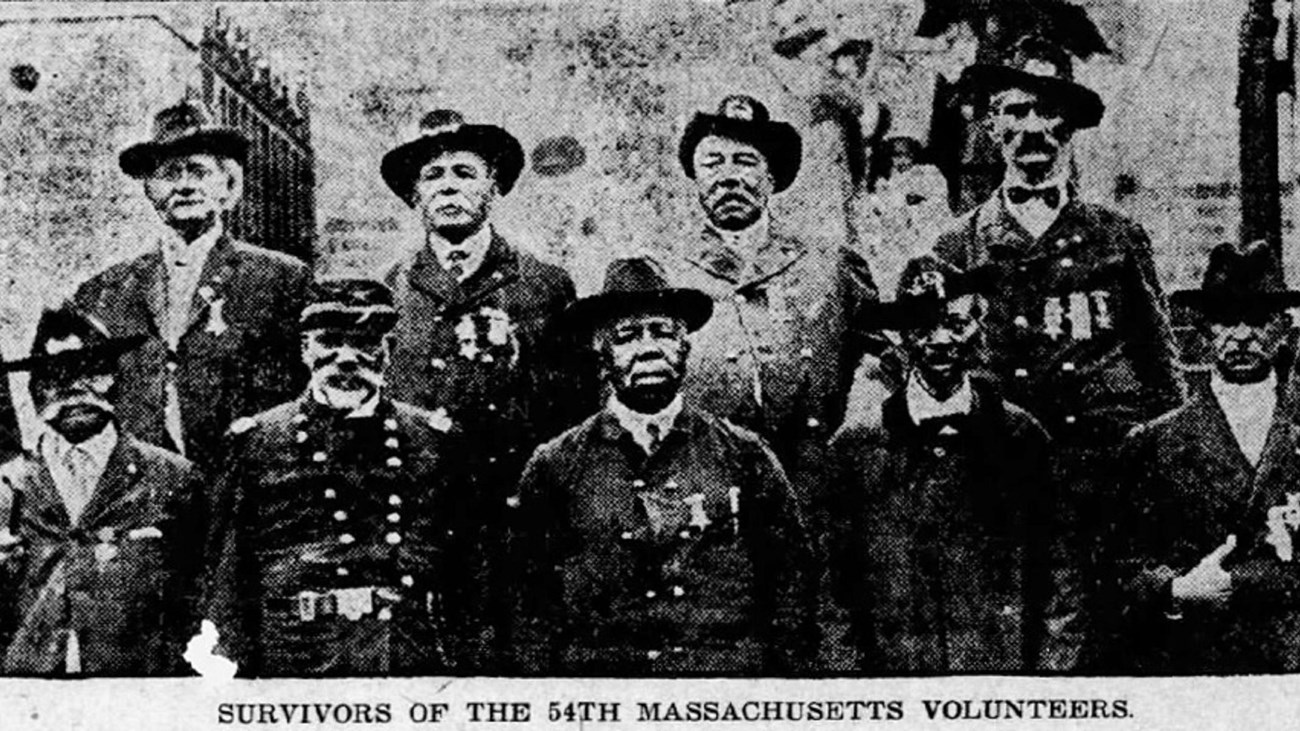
40;395;113;422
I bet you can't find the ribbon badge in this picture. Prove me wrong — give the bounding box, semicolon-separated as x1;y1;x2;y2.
198;285;228;336
1265;492;1300;562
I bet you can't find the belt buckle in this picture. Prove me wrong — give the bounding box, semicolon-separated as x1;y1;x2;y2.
297;591;318;622
336;587;374;621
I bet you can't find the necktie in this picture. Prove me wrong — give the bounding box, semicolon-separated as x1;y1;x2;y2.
445;249;469;281
1006;186;1062;209
62;446;94;523
645;422;663;454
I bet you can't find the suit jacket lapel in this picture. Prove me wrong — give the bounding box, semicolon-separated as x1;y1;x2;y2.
23;457;72;534
182;236;240;339
136;250;167;339
1190;390;1254;485
406;244;457;307
441;233;520;321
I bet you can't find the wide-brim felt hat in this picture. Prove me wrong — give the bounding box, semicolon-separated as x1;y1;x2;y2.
862;256;994;332
381;109;525;204
561;257;713;337
300;277;399;334
2;305;143;375
1171;240;1300;318
119;100;249;178
679;95;803;193
960;35;1104;129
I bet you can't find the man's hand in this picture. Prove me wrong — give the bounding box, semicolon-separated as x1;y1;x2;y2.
1171;534;1236;605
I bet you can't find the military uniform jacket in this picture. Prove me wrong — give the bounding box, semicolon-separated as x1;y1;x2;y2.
204;394;480;677
73;237;310;470
511;404;817;676
1111;381;1300;674
826;379;1082;673
934;196;1183;447
664;228;879;497
0;435;205;676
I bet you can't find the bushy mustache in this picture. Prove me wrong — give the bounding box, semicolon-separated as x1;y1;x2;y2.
40;394;114;422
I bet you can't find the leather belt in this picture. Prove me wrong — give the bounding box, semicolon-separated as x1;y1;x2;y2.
267;586;403;622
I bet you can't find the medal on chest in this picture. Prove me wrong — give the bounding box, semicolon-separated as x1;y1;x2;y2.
1265;492;1300;562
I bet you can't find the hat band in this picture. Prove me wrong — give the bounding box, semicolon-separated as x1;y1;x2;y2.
300;303;398;326
420;122;463;138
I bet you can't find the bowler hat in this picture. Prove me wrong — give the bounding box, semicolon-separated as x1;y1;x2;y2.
960;35;1104;129
119;100;249;178
2;305;142;376
679;95;803;193
300;277;400;334
561;257;713;336
381;109;525;204
863;256;992;332
1172;240;1300;321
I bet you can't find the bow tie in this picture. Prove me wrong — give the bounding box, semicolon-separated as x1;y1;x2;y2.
1007;186;1062;209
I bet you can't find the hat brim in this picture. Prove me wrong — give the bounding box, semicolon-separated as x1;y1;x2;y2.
119;129;250;178
381;125;525;204
561;289;714;337
1;335;144;375
1170;290;1300;316
300;310;399;334
960;65;1104;129
678;114;803;192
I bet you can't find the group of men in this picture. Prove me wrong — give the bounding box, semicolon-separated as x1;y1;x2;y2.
0;33;1296;678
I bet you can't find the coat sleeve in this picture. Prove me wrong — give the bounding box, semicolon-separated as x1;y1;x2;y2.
157;462;210;674
505;444;567;674
200;432;260;676
1024;425;1085;672
822;427;884;670
1108;425;1181;626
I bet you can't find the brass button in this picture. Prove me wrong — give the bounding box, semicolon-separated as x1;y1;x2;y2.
389;495;402;507
401;575;414;587
430;358;447;370
339;533;355;545
645;590;657;599
324;488;337;499
336;567;349;577
1013;316;1029;328
387;512;401;523
312;451;326;463
295;431;308;443
333;510;347;521
671;585;685;598
386;456;402;468
377;607;393;622
1014;368;1029;378
1062;362;1076;372
384;419;398;431
385;437;399;449
386;532;402;545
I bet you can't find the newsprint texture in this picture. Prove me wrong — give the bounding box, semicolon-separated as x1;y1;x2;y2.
1;0;1300;729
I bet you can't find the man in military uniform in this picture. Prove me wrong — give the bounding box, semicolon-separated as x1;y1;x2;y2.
380;111;577;657
0;306;204;676
932;36;1183;667
203;279;476;677
511;257;816;675
74;99;310;471
827;257;1080;673
1110;242;1300;673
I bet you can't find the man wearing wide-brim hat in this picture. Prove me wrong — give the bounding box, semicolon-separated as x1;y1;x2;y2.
379;109;576;669
72;99;310;471
202;277;481;677
509;256;817;675
0;305;205;676
1110;241;1300;674
826;255;1081;673
931;35;1184;670
668;94;883;542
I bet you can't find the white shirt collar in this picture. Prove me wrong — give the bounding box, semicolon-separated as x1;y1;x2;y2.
39;422;119;522
1001;177;1069;240
427;224;493;282
1210;372;1277;466
608;394;683;454
160;222;223;269
906;373;973;425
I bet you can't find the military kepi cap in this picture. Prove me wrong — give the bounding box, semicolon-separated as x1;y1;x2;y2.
2;305;143;376
863;256;992;332
678;95;803;193
561;257;713;336
300;278;399;334
381;109;525;204
119;99;249;178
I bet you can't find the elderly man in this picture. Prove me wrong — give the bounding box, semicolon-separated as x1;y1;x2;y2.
203;278;478;677
932;36;1183;668
511;257;816;676
1110;241;1300;674
826;257;1080;673
73;100;310;471
0;306;205;676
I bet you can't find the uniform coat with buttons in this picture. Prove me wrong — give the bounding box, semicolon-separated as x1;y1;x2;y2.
203;395;477;677
664;229;879;500
73;237;310;470
1109;380;1300;674
825;378;1082;673
511;403;818;675
0;436;205;676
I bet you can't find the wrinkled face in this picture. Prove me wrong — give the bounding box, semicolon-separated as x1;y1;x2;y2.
903;294;983;396
302;328;388;411
988;87;1073;186
692;135;774;232
143;153;241;235
1208;310;1290;384
31;364;116;443
414;149;497;240
598;313;690;412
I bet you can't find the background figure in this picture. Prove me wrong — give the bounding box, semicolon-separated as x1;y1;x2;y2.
73;100;310;472
1110;241;1300;674
203;278;478;677
0;306;204;676
826;257;1080;673
511;257;817;676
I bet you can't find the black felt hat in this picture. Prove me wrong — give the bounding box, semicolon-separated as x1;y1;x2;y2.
381;109;525;204
679;95;803;193
119;100;249;178
960;35;1104;129
3;305;143;375
863;256;992;332
300;277;399;334
1172;240;1300;320
561;257;713;336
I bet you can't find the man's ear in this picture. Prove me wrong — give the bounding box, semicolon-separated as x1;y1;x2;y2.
223;161;245;208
